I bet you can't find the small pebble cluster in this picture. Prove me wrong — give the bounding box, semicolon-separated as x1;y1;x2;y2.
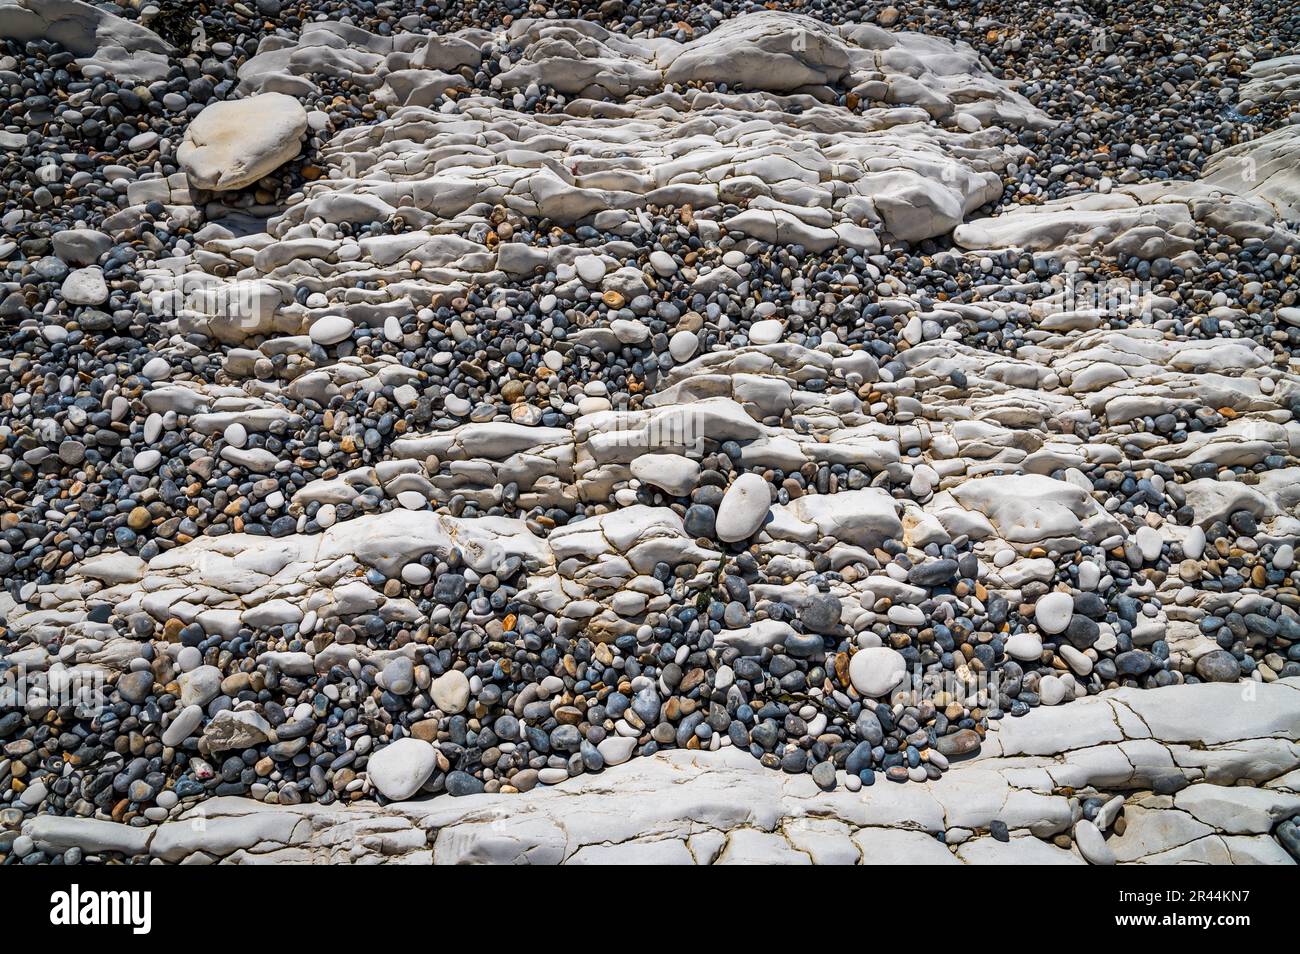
1;0;1299;864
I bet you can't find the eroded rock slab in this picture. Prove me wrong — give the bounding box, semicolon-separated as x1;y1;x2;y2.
16;680;1299;865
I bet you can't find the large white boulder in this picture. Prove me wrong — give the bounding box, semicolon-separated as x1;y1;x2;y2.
848;647;908;698
178;92;307;191
367;738;437;801
715;472;772;542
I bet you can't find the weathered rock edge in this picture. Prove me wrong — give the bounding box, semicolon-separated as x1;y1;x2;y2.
20;678;1300;864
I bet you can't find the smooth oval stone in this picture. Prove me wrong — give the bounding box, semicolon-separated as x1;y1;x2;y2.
848;646;908;698
1005;632;1043;662
715;472;771;543
367;738;436;800
1195;650;1241;683
309;314;354;345
1034;591;1074;635
668;330;698;361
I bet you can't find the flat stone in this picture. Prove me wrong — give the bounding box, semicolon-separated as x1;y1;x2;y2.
854;827;959;865
26;816;151;856
1174;784;1300;834
630;453;700;497
957;834;1085;865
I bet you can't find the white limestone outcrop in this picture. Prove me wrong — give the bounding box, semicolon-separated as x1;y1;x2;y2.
18;679;1299;864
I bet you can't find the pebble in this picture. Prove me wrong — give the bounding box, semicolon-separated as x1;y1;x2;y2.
669;330;698;361
309;315;354;345
576;256;606;284
715;472;771;542
367;738;437;800
430;669;471;714
1034;592;1075;635
848;647;908;698
1135;526;1163;562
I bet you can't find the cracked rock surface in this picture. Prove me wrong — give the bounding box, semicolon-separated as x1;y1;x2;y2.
16;679;1300;864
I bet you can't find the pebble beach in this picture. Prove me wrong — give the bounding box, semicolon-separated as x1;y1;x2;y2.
1;0;1299;865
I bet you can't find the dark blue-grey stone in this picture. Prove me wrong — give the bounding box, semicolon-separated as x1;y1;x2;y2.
445;771;485;796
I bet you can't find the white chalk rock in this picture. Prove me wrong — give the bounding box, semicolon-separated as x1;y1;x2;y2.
715;472;772;542
367;738;437;800
848;646;908;698
630;453;699;497
178;92;307;191
1035;592;1074;635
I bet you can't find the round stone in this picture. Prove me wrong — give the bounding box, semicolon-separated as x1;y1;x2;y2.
684;504;716;538
597;736;636;766
133;449;162;472
748;318;783;344
1039;674;1067;706
802;593;842;634
381;657;414;695
430;669;470;714
611;318;650;344
1034;592;1074;635
401;563;431;586
141;357;171;380
62;266;109;305
648;250;677;276
848;646;908;698
116;670;154;704
367;738;436;800
1195;650;1241;683
668;330;698;361
576;256;606;283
